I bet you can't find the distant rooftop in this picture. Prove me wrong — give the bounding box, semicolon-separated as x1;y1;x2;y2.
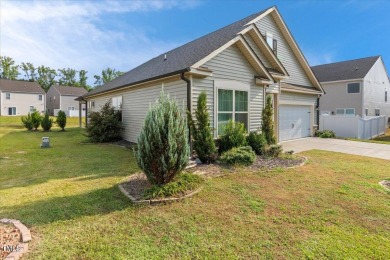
53;85;88;96
0;79;45;94
311;56;380;82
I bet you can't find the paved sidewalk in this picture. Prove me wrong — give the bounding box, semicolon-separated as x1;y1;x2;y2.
281;137;390;160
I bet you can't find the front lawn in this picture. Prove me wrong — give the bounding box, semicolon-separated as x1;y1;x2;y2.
0;116;389;259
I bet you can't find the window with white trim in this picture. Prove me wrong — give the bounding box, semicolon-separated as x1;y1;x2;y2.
68;106;75;111
112;96;122;110
5;92;10;100
29;106;35;112
8;107;16;115
217;89;248;135
38;94;43;101
347;83;360;93
385;91;388;102
365;109;368;116
336;108;355;116
375;109;380;116
266;32;277;55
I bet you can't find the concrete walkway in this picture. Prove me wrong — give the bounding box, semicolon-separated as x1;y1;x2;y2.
281;137;390;160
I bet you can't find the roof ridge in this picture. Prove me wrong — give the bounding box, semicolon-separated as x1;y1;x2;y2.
311;55;380;68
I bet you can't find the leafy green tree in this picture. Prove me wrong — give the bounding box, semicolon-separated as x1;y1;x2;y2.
135;90;189;186
41;111;53;131
94;68;124;87
0;56;19;80
31;110;41;130
262;95;276;145
21;62;37;81
58;68;77;86
56;110;67;131
37;66;57;92
187;91;216;163
21;113;34;130
85;102;123;142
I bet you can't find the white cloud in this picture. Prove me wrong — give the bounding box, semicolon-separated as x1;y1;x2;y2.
304;49;337;66
0;0;199;84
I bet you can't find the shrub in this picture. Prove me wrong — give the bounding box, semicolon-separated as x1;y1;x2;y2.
262;95;276;145
135;91;190;186
31;110;41;130
220;146;256;166
56;110;67;131
21;113;34;130
85;101;123;142
142;173;203;199
264;144;283;158
187;91;217;163
41;111;53;131
247;131;267;155
219;120;247;153
315;129;335;138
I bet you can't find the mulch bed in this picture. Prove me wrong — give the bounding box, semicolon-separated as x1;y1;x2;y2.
0;223;21;259
380;180;390;190
120;173;151;200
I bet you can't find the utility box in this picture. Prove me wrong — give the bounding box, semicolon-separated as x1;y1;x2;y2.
41;137;50;148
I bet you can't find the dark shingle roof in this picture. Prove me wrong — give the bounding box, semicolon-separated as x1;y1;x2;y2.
54;85;88;96
0;79;45;94
84;7;271;98
311;56;380;82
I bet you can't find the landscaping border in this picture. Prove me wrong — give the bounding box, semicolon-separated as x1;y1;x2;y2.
379;180;390;191
118;175;203;205
0;218;31;260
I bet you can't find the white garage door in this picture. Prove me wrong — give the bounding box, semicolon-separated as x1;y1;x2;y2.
279;105;311;142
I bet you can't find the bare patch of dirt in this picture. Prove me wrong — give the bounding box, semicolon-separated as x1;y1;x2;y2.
120;173;151;200
0;223;21;259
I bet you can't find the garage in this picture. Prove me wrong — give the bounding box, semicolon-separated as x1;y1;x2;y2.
278;105;311;141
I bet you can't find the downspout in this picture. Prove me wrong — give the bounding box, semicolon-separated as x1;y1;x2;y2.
316;95;320;127
180;71;192;152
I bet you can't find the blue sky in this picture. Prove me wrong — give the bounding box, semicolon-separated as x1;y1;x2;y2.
1;0;390;85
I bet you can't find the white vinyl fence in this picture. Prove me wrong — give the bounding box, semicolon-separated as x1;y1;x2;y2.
54;109;86;117
319;115;387;139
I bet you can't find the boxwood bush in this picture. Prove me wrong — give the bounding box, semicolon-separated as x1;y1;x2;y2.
220;146;256;166
219;120;247;153
315;129;336;138
247;131;267;155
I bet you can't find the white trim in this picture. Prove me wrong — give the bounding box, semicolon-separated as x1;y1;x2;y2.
319;78;364;84
281;88;322;95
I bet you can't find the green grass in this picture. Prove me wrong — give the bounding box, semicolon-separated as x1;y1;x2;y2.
346;128;390;144
1;116;390;259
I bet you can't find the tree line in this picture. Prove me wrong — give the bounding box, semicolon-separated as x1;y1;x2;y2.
0;56;124;92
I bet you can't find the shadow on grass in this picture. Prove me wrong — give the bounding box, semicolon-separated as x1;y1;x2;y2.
0;185;133;226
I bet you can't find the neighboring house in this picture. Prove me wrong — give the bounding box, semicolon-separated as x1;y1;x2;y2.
78;6;323;143
47;85;87;116
312;56;390;117
0;79;45;116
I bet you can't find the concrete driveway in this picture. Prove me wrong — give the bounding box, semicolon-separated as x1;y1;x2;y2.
281;137;390;160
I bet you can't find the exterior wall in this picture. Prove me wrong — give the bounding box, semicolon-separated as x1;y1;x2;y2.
242;34;272;68
279;91;318;128
191;44;264;135
60;95;85;111
319;79;364;117
86;77;186;143
0;92;45;116
46;87;60;115
363;57;390;117
255;15;313;87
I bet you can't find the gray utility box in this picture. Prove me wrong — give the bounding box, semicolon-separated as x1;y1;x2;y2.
41;137;50;148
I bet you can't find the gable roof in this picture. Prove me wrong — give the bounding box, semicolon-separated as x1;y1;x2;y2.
53;85;88;96
83;7;271;98
311;56;380;83
0;79;45;94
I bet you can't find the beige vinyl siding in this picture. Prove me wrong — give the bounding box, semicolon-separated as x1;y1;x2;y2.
242;34;272;69
60;96;82;111
280;91;318;124
46;87;60;115
255;15;313;87
192;44;264;133
267;83;280;93
87;78;186;143
0;92;45;116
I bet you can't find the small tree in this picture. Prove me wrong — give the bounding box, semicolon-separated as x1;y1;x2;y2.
262;95;276;145
187;92;217;163
41;111;53;131
21;113;33;130
56;110;67;131
135;90;189;186
85;101;122;142
31;110;41;130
